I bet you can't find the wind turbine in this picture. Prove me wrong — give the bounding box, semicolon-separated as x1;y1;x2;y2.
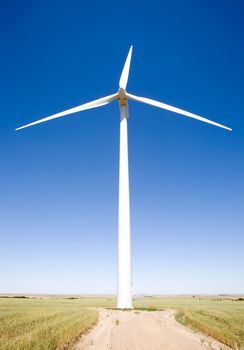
16;46;232;309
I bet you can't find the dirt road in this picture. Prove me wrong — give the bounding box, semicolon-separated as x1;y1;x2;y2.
73;309;230;350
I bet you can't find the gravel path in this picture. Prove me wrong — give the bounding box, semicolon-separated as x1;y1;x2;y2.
73;309;231;350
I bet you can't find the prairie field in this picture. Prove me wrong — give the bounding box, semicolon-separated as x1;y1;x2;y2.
0;297;98;350
0;295;243;350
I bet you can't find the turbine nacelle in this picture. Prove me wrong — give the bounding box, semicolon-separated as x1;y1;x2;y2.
118;87;127;106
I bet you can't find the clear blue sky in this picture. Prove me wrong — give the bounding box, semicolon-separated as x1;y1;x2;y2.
0;0;243;295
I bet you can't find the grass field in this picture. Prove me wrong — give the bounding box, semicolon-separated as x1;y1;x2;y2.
0;297;98;350
0;295;243;349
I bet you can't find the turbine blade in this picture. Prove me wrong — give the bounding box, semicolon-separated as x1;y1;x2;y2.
119;46;133;90
16;93;117;131
127;93;232;131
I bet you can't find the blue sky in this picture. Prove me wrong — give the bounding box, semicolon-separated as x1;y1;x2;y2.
0;0;243;295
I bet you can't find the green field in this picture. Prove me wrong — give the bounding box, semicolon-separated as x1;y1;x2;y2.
0;296;243;350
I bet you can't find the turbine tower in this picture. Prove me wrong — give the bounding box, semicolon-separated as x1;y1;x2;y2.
16;46;231;309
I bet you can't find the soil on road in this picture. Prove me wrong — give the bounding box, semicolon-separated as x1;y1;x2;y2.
73;309;230;350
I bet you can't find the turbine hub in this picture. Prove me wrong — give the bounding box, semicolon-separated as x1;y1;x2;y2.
118;88;127;106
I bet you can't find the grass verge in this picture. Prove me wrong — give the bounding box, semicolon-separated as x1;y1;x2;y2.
174;306;243;349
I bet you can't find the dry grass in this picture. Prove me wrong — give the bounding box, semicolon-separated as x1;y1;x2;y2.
0;297;98;350
175;307;243;349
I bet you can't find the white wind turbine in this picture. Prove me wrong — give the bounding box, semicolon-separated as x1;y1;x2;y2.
16;46;232;309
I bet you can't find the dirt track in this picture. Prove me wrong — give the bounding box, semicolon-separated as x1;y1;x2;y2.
73;309;231;350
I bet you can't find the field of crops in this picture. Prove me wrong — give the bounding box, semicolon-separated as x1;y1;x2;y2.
0;295;243;350
0;297;98;350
